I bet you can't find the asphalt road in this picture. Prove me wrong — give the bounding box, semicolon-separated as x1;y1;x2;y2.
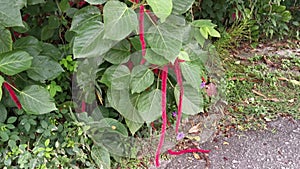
158;117;300;169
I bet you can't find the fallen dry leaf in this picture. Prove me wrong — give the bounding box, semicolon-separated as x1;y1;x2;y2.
263;98;281;102
188;123;201;133
252;89;267;98
193;152;201;160
223;141;229;145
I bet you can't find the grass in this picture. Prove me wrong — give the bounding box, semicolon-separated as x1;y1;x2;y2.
220;46;300;131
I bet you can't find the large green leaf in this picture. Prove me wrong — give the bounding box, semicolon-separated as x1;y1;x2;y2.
125;118;143;135
104;40;131;64
107;89;143;123
91;145;111;169
0;50;32;76
180;61;202;88
137;89;162;123
172;0;194;15
103;1;138;41
0;76;4;101
0;0;24;27
144;49;169;66
100;65;130;90
97;118;128;137
27;0;45;5
19;85;57;114
130;65;154;94
26;55;64;81
40;43;62;61
85;0;107;5
147;0;172;23
0;28;12;53
174;83;203;115
73;20;117;58
146;19;184;63
14;36;42;57
70;6;101;33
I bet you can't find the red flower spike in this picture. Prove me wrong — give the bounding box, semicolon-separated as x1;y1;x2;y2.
155;65;168;167
3;82;22;109
167;148;210;155
139;4;146;65
81;100;86;112
174;59;183;133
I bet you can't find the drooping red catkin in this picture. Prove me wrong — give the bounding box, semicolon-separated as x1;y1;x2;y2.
155;65;168;167
3;82;22;109
81;100;86;112
174;59;183;133
139;4;146;65
167;148;210;155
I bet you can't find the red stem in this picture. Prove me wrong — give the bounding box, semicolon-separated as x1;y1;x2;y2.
167;148;210;155
3;82;22;109
139;4;146;65
155;65;168;167
174;59;183;133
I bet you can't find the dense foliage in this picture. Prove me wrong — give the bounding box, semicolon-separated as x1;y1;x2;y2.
0;0;298;168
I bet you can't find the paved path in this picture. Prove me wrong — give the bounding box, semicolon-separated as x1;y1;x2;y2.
158;117;299;169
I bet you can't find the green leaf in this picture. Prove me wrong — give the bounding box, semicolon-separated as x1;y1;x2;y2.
146;19;184;63
12;21;29;33
125;119;143;135
44;139;50;147
100;65;130;90
0;103;7;122
0;50;32;76
172;0;194;15
27;55;64;81
0;28;12;53
193;29;205;47
48;15;60;29
207;27;220;37
0;131;9;142
130;65;154;94
41;25;54;41
73;20;116;58
180;61;202;88
137;89;162;123
178;50;190;61
144;49;169;66
19;85;57;114
103;1;138;41
200;27;209;39
7;116;17;123
0;0;24;27
91;146;111;169
104;40;131;64
174;83;203;115
0;76;4;101
147;0;172;22
27;0;45;5
40;43;62;61
192;19;216;28
70;6;101;33
85;0;107;5
107;88;143;123
97;118;128;137
59;0;70;12
14;36;42;57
